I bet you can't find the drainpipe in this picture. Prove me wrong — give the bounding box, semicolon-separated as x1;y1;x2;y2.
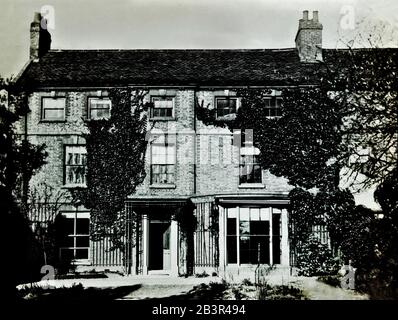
193;87;197;195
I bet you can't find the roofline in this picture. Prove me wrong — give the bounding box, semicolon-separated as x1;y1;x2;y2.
24;84;321;91
12;59;33;86
46;48;298;53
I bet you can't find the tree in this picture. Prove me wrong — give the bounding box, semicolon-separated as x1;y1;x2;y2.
1;77;47;298
75;88;150;248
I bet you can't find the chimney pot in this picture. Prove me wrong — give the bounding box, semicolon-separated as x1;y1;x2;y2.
313;11;319;22
303;10;309;20
33;12;41;23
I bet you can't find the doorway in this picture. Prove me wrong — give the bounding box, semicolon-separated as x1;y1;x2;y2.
148;220;171;271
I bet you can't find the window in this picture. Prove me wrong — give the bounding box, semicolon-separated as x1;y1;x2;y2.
151;136;175;184
65;146;87;187
88;97;111;120
59;212;90;262
264;97;282;118
41;97;66;121
226;207;282;265
216;97;238;118
150;96;174;118
239;146;262;184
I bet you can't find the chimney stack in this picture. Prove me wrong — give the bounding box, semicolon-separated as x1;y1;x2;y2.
30;12;51;61
295;10;323;63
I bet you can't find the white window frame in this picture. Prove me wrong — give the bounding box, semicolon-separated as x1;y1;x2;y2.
41;97;66;121
87;97;111;120
59;211;90;264
64;145;87;188
150;136;176;186
264;96;282;118
239;146;263;186
150;96;175;119
226;207;282;266
215;96;240;119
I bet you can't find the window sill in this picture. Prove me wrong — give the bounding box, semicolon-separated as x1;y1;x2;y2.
238;183;265;189
62;184;87;189
149;117;176;121
39;120;67;123
150;183;176;189
71;259;91;266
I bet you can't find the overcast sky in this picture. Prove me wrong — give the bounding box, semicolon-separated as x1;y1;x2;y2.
1;0;397;209
1;0;397;78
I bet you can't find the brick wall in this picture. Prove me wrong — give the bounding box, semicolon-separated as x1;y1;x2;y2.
18;88;292;201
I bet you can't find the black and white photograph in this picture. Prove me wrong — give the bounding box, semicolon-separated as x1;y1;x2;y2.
1;0;397;312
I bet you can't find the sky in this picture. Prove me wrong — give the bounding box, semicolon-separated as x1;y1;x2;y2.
1;0;397;209
1;0;397;78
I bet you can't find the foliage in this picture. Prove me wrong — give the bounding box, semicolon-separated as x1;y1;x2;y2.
75;88;150;247
1;77;47;295
295;236;338;276
234;87;343;190
322;48;398;190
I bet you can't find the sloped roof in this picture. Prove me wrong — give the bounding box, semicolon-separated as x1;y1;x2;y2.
16;48;324;88
15;47;398;89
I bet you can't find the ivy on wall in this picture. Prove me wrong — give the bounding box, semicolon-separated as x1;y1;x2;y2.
74;88;150;248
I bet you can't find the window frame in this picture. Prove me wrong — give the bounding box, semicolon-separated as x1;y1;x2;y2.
87;97;111;120
150;135;176;187
41;97;66;122
264;96;283;118
63;145;87;188
59;211;90;265
215;96;239;119
226;207;282;266
150;96;175;120
239;146;263;186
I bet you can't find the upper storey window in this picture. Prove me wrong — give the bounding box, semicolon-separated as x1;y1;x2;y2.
216;97;239;118
150;96;175;119
41;97;66;121
88;97;111;120
264;96;282;118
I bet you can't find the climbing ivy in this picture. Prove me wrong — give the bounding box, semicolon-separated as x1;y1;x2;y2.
74;88;150;248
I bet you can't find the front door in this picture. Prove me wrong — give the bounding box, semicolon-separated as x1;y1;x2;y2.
148;220;171;271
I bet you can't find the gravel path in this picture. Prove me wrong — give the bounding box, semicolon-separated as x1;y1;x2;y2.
18;274;369;300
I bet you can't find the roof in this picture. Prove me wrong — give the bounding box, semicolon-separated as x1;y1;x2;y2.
16;47;398;89
16;48;322;88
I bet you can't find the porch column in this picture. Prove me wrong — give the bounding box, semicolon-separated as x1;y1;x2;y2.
281;208;290;266
170;218;179;276
218;206;226;274
142;214;149;275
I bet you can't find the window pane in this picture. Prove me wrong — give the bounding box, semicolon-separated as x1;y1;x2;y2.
217;98;237;117
90;108;110;120
239;236;250;264
227;236;237;263
76;236;90;247
60;248;74;261
227;217;236;235
76;218;89;235
251;236;270;264
251;220;269;235
43;109;64;120
75;248;89;259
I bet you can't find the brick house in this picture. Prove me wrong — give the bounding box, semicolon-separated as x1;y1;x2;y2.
15;10;333;277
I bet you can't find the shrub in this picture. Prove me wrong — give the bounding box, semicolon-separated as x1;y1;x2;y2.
296;236;338;276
